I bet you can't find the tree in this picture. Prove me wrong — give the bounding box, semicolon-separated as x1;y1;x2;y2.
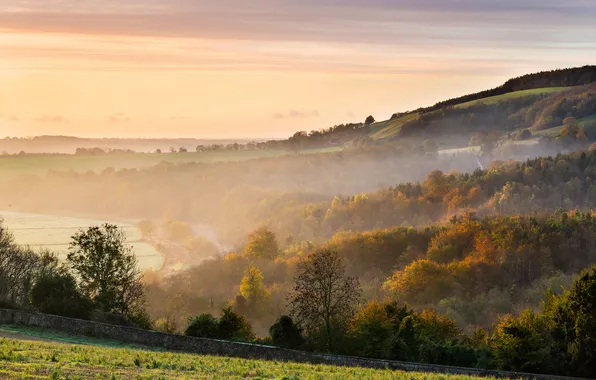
244;226;280;260
269;315;304;349
217;307;254;341
490;310;555;373
137;220;155;240
185;313;219;338
288;248;361;352
30;269;93;319
364;115;375;125
517;129;532;141
239;265;269;317
67;224;145;316
550;266;596;377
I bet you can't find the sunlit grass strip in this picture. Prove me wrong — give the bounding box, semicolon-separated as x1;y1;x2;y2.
0;337;495;379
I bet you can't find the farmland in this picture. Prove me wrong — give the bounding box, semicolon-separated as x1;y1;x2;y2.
0;211;163;271
0;147;342;180
453;87;570;109
0;332;493;379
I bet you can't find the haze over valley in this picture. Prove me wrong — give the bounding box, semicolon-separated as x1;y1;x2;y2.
2;2;596;378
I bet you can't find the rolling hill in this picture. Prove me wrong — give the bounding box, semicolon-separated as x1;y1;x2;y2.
294;66;596;147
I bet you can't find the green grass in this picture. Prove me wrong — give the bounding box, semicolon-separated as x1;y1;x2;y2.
454;87;570;109
0;147;342;181
533;114;596;137
0;325;149;350
0;336;496;380
370;113;420;140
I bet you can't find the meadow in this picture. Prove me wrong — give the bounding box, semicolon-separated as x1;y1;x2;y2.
0;211;163;271
453;87;570;109
0;333;494;379
0;147;342;180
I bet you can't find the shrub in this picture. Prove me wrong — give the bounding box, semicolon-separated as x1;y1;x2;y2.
185;314;219;339
29;270;93;320
269;315;304;349
185;308;254;342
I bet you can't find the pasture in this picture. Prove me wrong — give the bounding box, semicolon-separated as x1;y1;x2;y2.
0;147;342;180
453;87;570;109
0;211;163;271
0;333;494;379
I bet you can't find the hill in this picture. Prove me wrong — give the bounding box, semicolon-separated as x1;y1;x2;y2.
287;65;596;147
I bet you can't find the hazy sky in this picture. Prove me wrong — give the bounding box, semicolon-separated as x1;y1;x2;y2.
1;0;595;138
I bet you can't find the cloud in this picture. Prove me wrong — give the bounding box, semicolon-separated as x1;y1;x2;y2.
2;0;594;45
108;113;130;123
35;114;64;122
273;110;320;120
0;115;20;121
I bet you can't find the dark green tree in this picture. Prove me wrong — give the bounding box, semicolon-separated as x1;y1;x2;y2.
30;269;93;320
67;224;145;316
269;315;304;349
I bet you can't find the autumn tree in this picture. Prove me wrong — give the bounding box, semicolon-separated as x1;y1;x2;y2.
67;224;145;316
244;226;280;260
288;248;361;352
239;265;269;317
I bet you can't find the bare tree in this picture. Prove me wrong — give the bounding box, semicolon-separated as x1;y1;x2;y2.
288;248;361;352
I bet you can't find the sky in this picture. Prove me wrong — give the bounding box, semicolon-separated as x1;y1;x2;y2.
1;0;595;138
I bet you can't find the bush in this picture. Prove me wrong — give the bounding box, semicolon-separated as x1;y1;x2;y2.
153;318;177;334
185;314;219;339
29;271;93;320
269;315;304;349
218;307;254;341
185;308;254;342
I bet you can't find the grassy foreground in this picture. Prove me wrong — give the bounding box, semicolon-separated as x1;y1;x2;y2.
0;336;495;380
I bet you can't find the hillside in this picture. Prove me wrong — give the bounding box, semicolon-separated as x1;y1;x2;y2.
289;66;596;147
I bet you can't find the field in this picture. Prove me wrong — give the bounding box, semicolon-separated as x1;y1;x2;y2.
370;113;420;140
0;147;342;180
0;329;493;380
0;211;163;271
453;87;570;109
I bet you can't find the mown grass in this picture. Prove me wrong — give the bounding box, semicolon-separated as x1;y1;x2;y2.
0;336;496;379
0;147;342;181
454;87;570;109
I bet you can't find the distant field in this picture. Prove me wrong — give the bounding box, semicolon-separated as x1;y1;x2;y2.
0;147;342;180
532;114;596;138
370;113;419;140
0;210;163;271
454;87;570;109
0;334;494;379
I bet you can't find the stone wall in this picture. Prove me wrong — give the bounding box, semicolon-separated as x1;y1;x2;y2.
0;309;580;380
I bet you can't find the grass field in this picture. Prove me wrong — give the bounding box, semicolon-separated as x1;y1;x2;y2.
0;147;342;181
454;87;570;109
370;113;420;140
0;331;494;379
0;211;163;271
